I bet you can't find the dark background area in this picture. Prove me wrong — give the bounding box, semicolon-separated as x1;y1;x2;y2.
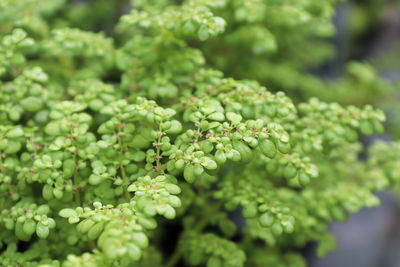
309;1;400;266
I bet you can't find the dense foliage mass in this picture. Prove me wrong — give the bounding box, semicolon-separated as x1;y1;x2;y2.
0;0;398;266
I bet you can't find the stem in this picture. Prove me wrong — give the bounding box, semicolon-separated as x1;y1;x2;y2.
73;154;81;206
74;174;81;206
156;123;163;171
74;192;81;206
165;201;223;267
121;166;131;201
69;124;81;207
116;126;131;202
165;249;182;267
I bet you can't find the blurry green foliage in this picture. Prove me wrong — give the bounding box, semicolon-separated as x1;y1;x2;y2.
0;0;399;267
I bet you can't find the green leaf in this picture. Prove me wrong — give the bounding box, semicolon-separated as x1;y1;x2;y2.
360;120;374;136
271;222;283;236
88;222;105;240
89;174;102;185
132;151;146;162
168;195;181;208
15;221;31;242
127;243;141;261
53;188;63;199
214;150;226;165
198;25;210;40
344;127;358;142
283;165;297;179
68;216;80;224
372;120;384;134
259;212;274;227
208;112;225;121
36;222;50;239
11;28;27;43
138;217;157;230
4;140;21;154
42;184;54;200
183;20;196;35
242;204;257;218
207;256;222;267
143;202;156;217
165;184;181;194
283;222;294;233
166;120;182;134
23;219;37;236
45;122;61;136
226;112;242;124
194;164;205;175
259;139;276;158
132;232;149;248
7;127;24;138
89;99;104;111
298;172;310;186
277;141;290;154
76;219;95;233
21;97;43;112
59;208;77;218
203;157;217;170
184;164;195;183
232;141;252;163
63;159;76;179
164;204;176;219
175;159;185;170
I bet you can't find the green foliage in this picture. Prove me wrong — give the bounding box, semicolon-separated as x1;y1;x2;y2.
0;1;397;267
195;0;397;113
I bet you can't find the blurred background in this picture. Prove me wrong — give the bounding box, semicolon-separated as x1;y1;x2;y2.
307;1;400;266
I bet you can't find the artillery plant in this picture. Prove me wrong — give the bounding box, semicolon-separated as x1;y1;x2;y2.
0;1;397;267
